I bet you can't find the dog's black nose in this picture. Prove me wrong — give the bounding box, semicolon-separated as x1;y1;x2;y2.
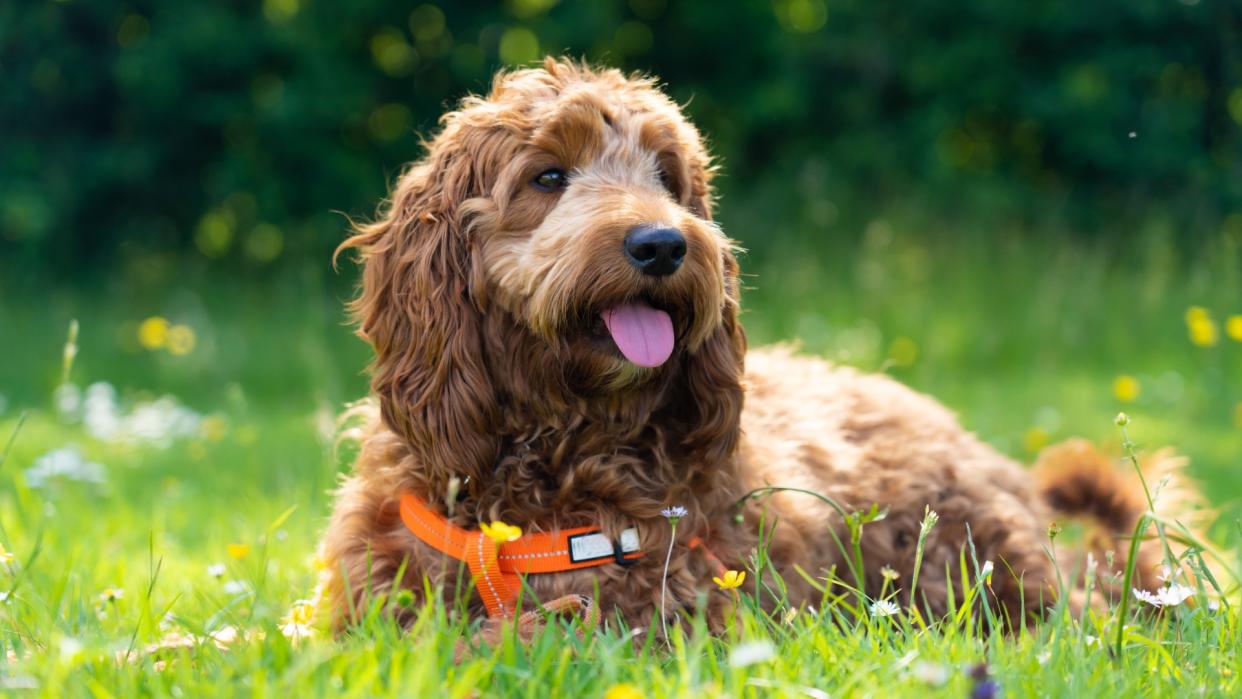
623;226;686;277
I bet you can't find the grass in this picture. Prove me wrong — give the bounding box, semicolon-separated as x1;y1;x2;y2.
1;224;1241;696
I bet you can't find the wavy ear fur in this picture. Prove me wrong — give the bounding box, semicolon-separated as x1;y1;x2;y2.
646;144;743;466
685;153;743;465
678;251;745;465
338;138;497;490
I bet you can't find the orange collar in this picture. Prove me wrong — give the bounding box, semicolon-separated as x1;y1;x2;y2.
398;491;644;618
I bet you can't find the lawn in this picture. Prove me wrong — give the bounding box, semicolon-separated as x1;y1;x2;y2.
1;224;1240;696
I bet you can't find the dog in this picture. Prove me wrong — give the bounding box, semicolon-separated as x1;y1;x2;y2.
319;58;1212;635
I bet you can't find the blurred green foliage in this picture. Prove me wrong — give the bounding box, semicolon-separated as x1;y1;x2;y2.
3;0;1242;278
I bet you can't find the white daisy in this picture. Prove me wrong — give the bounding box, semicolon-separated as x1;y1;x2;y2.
661;506;688;520
1132;583;1194;608
727;640;775;668
25;446;106;488
911;661;949;686
280;600;317;641
280;621;312;640
870;599;901;617
58;637;84;662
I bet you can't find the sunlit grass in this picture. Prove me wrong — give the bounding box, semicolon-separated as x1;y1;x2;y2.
1;227;1241;695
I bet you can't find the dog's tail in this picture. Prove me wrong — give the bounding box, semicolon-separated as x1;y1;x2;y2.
1033;439;1226;595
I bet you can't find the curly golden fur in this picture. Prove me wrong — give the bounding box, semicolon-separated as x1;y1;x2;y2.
319;58;1212;634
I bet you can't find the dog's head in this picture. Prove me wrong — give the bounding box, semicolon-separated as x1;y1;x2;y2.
340;59;744;488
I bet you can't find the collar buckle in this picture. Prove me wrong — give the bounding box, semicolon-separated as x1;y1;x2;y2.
614;540;639;567
613;527;641;567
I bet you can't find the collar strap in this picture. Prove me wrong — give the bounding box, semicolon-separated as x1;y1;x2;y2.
397;491;643;618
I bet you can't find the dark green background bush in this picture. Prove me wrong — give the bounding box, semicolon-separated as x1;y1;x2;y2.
4;0;1241;277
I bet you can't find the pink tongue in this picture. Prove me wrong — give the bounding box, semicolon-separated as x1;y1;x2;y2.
600;302;675;368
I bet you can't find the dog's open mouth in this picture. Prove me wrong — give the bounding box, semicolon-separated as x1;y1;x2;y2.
598;301;675;368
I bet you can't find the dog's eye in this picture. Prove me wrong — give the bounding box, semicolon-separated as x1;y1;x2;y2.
532;168;568;192
658;167;679;197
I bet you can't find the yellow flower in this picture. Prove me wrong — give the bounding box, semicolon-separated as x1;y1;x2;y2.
713;569;746;590
201;415;228;442
479;521;522;544
1226;315;1242;342
603;683;644;699
100;587;124;602
1023;427;1049;453
1186;309;1218;347
137;316;170;350
283;599;316;626
226;543;251;560
280;598;318;640
1113;375;1141;403
888;336;919;367
167;324;197;355
0;543;13;566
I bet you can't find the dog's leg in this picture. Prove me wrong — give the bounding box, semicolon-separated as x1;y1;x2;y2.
319;475;431;632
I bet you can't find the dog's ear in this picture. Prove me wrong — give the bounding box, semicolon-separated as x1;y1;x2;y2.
686;158;716;222
674;253;746;465
338;136;498;489
677;127;737;459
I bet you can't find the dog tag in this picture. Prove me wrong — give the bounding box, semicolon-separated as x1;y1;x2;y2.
618;527;639;553
567;532;612;562
568;528;640;563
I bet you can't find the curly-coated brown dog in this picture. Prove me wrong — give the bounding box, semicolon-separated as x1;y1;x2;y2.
320;58;1211;635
